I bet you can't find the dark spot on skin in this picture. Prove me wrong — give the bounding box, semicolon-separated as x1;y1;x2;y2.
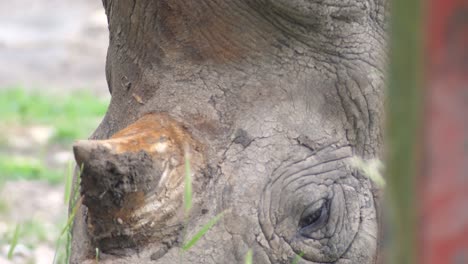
233;129;253;148
296;135;317;151
189;113;226;139
121;75;132;91
150;245;168;261
202;165;217;180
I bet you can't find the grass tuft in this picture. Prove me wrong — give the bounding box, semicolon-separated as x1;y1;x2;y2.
349;157;386;188
182;212;225;251
95;248;100;263
7;224;20;260
0;87;108;184
291;252;304;264
244;249;253;264
0;87;109;143
53;164;83;264
63;161;74;204
0;155;63;184
180;145;225;257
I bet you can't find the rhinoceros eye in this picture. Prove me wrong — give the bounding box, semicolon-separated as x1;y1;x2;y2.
298;199;330;237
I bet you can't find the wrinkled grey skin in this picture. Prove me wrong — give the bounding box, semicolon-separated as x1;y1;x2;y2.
71;0;387;263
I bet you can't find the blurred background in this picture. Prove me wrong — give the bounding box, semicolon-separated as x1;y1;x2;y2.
0;0;465;263
0;0;110;263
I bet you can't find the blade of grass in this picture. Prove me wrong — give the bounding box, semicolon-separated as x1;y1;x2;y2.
53;196;83;264
350;157;386;188
60;196;82;238
7;224;20;260
63;161;73;204
64;164;83;263
95;248;100;263
244;249;253;264
182;212;225;251
291;252;304;264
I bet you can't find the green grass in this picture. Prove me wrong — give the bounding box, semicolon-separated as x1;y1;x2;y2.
96;248;100;263
53;164;82;264
63;161;74;204
292;252;304;264
350;157;386;188
244;249;253;264
182;212;225;251
2;219;50;253
7;224;20;259
0;155;64;184
0;199;8;214
180;148;225;262
19;219;49;245
0;87;109;143
0;87;109;183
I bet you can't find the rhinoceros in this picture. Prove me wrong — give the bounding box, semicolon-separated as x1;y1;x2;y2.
71;1;387;263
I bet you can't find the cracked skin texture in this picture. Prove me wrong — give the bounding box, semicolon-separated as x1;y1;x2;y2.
71;0;387;263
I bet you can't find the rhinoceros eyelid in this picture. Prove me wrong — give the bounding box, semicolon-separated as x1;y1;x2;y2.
298;198;330;237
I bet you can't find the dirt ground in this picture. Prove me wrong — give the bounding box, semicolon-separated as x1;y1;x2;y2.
0;0;109;263
0;0;109;95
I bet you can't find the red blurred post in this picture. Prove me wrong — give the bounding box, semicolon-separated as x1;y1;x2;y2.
422;0;468;263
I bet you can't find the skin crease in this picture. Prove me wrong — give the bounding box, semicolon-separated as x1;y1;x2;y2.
71;0;387;263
